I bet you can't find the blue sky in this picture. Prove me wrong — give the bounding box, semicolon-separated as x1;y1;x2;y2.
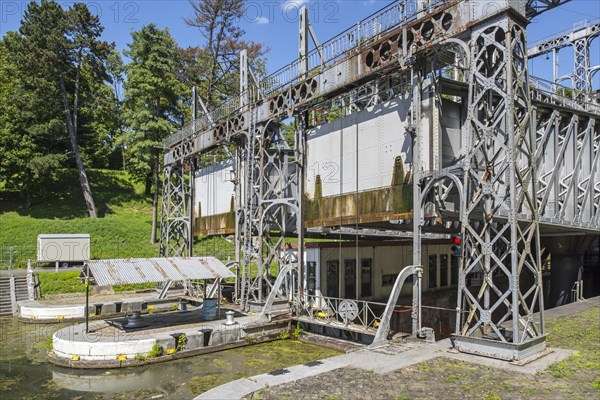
1;0;599;88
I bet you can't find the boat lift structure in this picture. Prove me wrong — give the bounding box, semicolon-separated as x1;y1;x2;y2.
160;0;599;361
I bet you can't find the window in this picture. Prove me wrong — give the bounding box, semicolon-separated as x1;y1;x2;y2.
361;259;372;297
382;274;395;287
428;255;438;289
344;259;356;298
326;261;339;298
440;255;448;287
451;255;459;286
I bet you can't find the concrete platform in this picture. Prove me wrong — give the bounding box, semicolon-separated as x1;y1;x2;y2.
49;306;290;368
18;292;180;322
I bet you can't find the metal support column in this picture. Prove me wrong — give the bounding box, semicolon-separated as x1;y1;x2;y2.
573;37;591;100
411;65;423;336
453;8;545;361
160;162;192;257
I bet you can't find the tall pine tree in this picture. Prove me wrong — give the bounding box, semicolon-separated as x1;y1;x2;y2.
122;24;186;243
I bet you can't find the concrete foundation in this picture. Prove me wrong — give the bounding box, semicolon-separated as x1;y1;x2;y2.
48;307;289;368
18;295;181;322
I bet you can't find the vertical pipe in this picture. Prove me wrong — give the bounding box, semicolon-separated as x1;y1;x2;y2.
239;50;248;109
552;49;558;93
26;259;34;301
235;146;241;303
189;157;195;257
355;110;359;300
217;278;221;318
85;266;90;334
297;113;306;301
299;7;309;78
189;86;197;257
239;49;249;307
192;86;197;130
257;127;265;303
411;65;422;335
297;7;308;304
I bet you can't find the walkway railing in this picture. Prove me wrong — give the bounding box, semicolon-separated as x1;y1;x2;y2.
292;294;388;332
163;0;449;148
529;75;600;113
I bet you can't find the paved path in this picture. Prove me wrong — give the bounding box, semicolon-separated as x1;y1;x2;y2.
196;297;599;400
198;338;449;399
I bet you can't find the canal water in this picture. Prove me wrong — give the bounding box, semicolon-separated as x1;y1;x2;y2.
0;317;340;400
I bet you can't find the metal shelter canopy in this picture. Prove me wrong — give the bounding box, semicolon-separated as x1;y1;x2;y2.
82;257;234;286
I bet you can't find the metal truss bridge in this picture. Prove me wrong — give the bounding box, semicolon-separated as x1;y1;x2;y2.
160;0;598;361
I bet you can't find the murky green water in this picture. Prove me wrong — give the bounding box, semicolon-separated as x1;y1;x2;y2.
0;317;340;400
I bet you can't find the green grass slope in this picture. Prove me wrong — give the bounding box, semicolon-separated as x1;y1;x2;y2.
0;169;234;267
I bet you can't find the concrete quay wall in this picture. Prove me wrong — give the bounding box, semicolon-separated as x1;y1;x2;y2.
49;318;289;368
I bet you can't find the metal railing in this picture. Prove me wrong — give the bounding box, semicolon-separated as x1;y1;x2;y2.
164;0;449;148
260;0;433;96
529;75;600;113
528;18;600;51
293;294;388;332
0;245;36;269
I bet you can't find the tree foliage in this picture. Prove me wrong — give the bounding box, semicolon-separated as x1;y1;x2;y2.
184;0;267;107
0;0;268;226
121;24;187;241
1;0;117;215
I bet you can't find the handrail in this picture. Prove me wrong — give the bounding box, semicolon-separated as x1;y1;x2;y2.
529;75;600;113
528;18;600;50
293;293;388;332
164;0;450;148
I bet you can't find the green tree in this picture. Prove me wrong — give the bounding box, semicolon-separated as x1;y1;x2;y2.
184;0;266;107
557;86;574;99
0;39;67;205
122;24;186;243
3;0;113;217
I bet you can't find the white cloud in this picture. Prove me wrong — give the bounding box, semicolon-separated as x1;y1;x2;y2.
282;0;310;13
255;16;270;25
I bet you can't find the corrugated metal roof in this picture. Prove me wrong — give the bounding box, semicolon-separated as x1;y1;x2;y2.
83;257;234;286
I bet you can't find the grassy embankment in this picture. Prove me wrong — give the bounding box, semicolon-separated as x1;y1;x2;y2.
0;169;234;295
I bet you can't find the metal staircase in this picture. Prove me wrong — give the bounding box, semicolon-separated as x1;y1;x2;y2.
0;275;30;316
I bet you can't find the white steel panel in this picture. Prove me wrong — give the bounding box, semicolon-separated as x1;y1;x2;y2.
195;159;235;217
306;97;412;199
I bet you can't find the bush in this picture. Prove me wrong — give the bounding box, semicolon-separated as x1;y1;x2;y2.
291;322;303;340
147;343;164;358
176;334;187;351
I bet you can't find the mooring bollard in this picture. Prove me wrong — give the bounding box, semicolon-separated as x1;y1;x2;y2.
223;310;236;326
179;299;188;313
124;310;147;329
